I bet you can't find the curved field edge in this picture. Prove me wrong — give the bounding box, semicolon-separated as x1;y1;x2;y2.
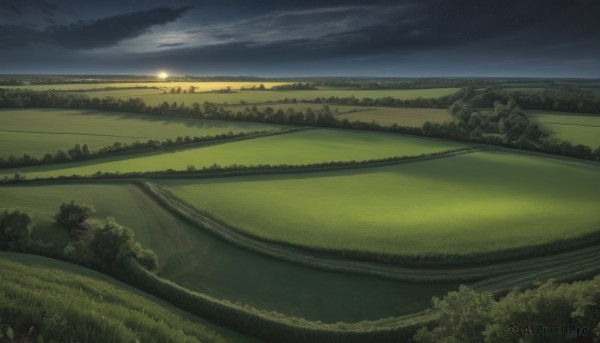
142;149;600;268
0;252;257;343
115;253;600;343
1;128;468;180
4;146;479;183
140;181;600;282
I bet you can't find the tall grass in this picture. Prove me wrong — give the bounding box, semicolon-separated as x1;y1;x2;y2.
0;252;255;343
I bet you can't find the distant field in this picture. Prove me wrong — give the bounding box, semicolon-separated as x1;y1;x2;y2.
1;81;292;92
0;129;466;179
158;150;600;257
226;102;366;113
526;110;600;148
503;87;547;93
0;183;457;321
0;252;253;343
226;104;452;127
0;108;285;157
335;107;452;127
74;87;460;106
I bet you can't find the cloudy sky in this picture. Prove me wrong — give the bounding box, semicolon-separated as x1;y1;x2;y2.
0;0;598;77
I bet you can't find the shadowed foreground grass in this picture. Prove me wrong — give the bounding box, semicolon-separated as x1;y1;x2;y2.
0;252;257;343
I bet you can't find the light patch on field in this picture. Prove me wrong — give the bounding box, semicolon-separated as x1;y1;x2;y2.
157;150;600;257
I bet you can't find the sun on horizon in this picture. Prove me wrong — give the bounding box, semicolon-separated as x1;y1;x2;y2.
158;71;169;79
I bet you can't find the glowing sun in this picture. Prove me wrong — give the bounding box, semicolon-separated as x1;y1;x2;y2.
158;71;169;79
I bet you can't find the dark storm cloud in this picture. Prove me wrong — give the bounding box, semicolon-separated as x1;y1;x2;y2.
122;0;600;66
0;0;599;77
0;0;61;16
0;6;191;49
45;6;192;49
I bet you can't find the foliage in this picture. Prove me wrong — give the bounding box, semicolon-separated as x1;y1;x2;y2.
63;216;159;273
0;208;33;251
415;276;600;342
414;286;494;343
0;252;249;343
54;200;96;228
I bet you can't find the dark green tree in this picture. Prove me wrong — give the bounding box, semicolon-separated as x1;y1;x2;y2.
55;200;96;228
0;208;33;251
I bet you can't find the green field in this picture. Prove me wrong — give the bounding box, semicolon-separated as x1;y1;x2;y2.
0;129;465;179
0;183;458;322
0;108;285;158
526;110;600;148
74;87;460;106
226;104;452;127
0;252;254;343
335;107;452;127
157;150;600;257
226;102;371;114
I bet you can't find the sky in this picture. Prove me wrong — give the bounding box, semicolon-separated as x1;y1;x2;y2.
0;0;599;77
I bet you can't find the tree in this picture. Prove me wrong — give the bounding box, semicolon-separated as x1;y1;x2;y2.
55;200;96;228
0;208;33;251
414;285;494;343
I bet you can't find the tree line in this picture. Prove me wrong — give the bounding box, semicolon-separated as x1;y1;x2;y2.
0;88;598;161
0;130;280;170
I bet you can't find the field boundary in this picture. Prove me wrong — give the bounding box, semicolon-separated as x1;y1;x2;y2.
140;181;600;281
115;252;600;343
3;146;481;182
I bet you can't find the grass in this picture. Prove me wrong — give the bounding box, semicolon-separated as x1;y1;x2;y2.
74;88;461;106
0;182;458;322
526;110;600;148
225;104;452;127
226;103;372;113
2;81;292;92
0;129;466;179
334;107;452;127
156;150;600;258
0;252;255;343
0;108;286;157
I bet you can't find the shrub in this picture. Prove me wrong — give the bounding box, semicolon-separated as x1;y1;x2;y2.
0;208;33;251
54;200;96;229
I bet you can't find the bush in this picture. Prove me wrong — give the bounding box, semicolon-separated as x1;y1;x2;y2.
0;208;33;251
54;200;96;229
63;216;159;273
415;277;600;342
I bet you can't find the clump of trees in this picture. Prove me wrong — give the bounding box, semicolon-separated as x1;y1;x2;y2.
0;208;34;252
271;82;315;90
62;216;158;273
55;200;96;236
414;277;600;342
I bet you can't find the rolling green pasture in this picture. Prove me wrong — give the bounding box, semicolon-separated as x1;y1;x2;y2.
0;252;254;343
226;102;367;114
526;110;600;148
335;107;452;127
0;129;465;179
157;150;600;257
0;183;457;321
0;108;284;157
226;103;452;127
75;87;460;106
